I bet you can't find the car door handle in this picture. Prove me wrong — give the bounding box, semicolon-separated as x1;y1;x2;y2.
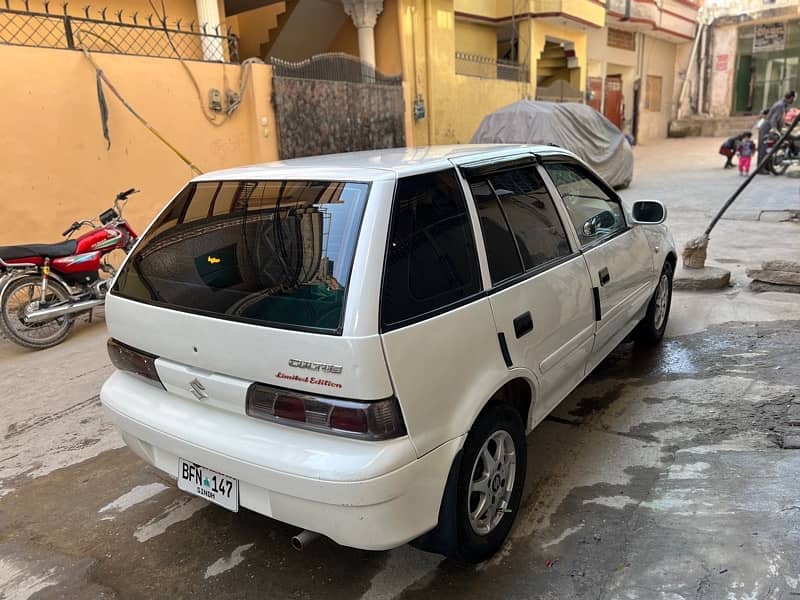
513;311;534;338
599;267;611;286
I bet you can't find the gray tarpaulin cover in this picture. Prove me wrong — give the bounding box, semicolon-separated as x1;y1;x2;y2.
471;100;633;188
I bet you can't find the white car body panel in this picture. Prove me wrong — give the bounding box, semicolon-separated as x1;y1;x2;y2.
380;298;516;456
105;294;394;400
102;372;460;549
101;144;676;552
582;227;656;370
485;255;596;420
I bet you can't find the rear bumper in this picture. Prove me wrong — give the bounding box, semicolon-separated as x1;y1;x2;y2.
101;371;463;550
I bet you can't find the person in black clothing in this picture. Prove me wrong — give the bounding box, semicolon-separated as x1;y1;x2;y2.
757;90;797;173
719;133;745;168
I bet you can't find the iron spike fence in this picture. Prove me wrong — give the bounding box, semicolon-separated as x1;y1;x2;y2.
455;51;529;83
269;53;402;86
0;3;236;62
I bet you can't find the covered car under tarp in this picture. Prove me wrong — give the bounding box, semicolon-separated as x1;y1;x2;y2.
471;100;634;189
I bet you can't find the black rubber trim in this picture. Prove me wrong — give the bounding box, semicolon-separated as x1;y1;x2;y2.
592;286;602;321
497;332;512;367
409;449;463;557
459;156;538;180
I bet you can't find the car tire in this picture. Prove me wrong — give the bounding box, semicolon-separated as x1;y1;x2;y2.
634;261;673;345
452;403;527;563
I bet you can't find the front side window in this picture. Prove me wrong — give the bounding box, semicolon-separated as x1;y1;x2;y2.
381;169;481;329
469;166;572;285
544;162;627;246
112;180;369;333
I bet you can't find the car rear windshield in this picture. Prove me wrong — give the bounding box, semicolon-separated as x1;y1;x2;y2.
112;180;369;333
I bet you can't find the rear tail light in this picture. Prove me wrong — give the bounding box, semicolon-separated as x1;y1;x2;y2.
246;383;406;440
107;338;164;388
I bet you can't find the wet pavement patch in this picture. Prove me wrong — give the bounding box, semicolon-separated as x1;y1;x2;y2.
1;320;799;599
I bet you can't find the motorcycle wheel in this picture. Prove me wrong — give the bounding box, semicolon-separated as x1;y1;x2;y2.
0;275;74;350
770;146;790;175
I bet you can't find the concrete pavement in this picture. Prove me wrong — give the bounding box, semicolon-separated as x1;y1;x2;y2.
1;137;799;600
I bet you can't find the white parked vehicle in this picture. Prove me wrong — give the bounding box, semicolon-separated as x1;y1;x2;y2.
101;145;675;563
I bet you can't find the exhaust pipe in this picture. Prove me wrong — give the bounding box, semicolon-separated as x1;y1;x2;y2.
291;530;320;551
25;298;105;324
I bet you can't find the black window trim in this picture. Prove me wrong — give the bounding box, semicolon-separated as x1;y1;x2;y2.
462;158;581;292
539;155;631;251
378;168;484;334
459;154;538;180
110;178;373;337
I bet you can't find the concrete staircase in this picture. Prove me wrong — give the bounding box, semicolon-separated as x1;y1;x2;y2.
260;0;299;58
536;43;568;86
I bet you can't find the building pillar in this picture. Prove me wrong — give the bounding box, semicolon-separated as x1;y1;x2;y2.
196;0;223;61
342;0;383;71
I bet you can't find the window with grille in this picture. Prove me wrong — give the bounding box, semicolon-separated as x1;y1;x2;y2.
607;28;635;51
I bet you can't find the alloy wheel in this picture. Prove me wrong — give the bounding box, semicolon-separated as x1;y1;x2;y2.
468;430;517;535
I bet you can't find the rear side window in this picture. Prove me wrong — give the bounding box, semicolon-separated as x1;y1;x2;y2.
381;169;481;329
112;180;369;333
469;166;572;285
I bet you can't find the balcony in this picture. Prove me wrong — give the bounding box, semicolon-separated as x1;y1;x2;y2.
606;0;699;42
455;51;530;83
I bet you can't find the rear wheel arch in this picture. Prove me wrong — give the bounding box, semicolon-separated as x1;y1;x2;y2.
479;377;535;433
410;376;534;559
664;251;677;273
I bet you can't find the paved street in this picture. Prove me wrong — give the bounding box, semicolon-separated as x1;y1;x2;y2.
1;137;800;600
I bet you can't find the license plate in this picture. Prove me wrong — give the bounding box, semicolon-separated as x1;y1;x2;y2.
178;459;239;512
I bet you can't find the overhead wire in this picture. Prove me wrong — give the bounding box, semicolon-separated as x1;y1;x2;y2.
148;0;265;125
76;28;204;174
75;1;265;174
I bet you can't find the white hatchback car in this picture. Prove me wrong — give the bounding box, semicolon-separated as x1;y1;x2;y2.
101;145;675;563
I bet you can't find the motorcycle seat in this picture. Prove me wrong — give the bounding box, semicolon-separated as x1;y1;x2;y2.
0;240;78;260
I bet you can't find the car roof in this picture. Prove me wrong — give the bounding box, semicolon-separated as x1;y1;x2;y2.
192;144;567;182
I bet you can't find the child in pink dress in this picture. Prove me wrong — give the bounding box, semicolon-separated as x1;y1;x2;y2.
737;132;756;176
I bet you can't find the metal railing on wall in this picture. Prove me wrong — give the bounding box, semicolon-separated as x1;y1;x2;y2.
455;51;529;83
0;1;237;62
270;53;402;85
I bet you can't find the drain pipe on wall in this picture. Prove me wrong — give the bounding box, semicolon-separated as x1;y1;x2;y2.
424;0;434;144
697;18;709;116
676;15;703;120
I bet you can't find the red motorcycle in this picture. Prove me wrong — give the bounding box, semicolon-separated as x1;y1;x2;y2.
0;189;139;349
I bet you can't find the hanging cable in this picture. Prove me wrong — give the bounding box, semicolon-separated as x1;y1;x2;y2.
148;0;264;126
76;28;204;174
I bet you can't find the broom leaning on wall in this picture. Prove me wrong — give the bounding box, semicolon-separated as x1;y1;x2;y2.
682;112;800;269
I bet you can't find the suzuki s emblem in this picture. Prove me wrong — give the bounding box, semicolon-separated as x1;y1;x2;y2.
207;256;221;264
189;378;208;400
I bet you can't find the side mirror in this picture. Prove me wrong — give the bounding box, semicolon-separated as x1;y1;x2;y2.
631;200;666;224
582;210;616;237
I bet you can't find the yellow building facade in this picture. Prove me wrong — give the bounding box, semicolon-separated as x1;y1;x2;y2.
1;0;698;243
397;0;604;145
